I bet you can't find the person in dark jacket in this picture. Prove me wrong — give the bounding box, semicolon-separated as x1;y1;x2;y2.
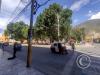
8;42;22;60
69;38;75;51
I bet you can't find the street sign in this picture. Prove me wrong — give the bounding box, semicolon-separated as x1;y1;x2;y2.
28;29;33;38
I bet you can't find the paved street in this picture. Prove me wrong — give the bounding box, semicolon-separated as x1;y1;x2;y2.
0;49;44;75
0;45;76;75
70;44;100;75
0;44;100;75
76;44;100;57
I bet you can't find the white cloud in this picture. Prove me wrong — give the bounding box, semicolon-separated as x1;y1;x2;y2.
70;0;90;11
90;12;100;19
63;5;67;9
87;10;95;17
17;15;30;24
0;0;28;34
2;0;18;14
0;17;8;29
1;0;25;13
73;19;78;24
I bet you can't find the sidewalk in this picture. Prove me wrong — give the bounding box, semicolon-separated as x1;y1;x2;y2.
0;49;44;75
61;52;78;75
0;47;78;75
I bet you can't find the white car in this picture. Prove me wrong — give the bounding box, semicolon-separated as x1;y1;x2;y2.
50;42;68;54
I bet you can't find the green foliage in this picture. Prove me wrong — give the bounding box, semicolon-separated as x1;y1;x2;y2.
70;28;85;42
34;13;47;40
60;9;72;41
4;29;9;36
7;21;28;40
4;3;73;43
34;3;72;42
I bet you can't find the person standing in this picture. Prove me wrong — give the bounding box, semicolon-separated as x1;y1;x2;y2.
8;42;22;60
69;38;76;51
71;41;75;51
0;42;5;54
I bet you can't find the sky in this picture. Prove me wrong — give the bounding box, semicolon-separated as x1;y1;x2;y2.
0;0;100;34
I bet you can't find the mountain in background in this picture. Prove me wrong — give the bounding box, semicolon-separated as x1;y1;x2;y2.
75;19;100;33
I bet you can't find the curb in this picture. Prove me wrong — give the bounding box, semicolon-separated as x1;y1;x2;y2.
61;52;78;75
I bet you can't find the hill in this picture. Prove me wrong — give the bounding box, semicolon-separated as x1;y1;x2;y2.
76;19;100;33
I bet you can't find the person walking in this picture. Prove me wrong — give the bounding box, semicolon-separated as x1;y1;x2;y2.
8;42;22;60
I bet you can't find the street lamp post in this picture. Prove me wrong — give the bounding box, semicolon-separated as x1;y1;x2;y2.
57;14;60;42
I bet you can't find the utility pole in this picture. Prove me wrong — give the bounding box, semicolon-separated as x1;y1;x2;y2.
26;0;50;67
0;0;1;12
26;0;34;67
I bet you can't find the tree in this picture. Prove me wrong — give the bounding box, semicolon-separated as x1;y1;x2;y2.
4;29;9;36
60;8;72;41
70;28;85;42
43;3;62;42
34;3;72;43
6;21;28;41
80;28;85;41
34;13;47;40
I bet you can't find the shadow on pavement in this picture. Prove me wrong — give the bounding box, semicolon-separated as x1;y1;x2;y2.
70;51;100;75
1;45;100;75
1;45;74;75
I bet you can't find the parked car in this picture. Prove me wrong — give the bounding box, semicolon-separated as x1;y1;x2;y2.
3;42;9;46
50;42;68;54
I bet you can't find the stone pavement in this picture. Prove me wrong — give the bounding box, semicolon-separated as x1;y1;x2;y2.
0;49;44;75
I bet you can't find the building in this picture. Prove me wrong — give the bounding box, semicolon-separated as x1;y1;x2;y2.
85;31;100;43
0;34;9;42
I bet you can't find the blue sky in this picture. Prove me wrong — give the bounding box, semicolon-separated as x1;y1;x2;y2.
35;0;100;25
0;0;100;34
